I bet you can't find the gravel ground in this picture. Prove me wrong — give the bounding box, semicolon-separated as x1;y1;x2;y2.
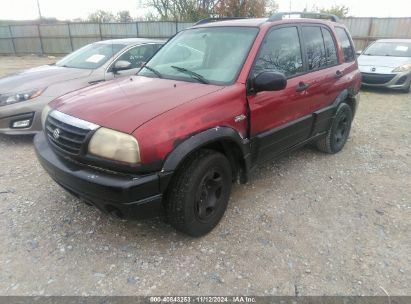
0;55;410;296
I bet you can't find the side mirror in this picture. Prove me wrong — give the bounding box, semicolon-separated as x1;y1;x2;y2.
253;71;287;93
112;60;132;73
356;50;363;56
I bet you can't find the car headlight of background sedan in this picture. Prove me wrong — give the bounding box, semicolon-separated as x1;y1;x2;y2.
88;128;140;164
41;105;52;129
392;64;411;73
0;88;46;106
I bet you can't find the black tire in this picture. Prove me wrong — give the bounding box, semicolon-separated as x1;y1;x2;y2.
166;149;232;237
316;103;353;154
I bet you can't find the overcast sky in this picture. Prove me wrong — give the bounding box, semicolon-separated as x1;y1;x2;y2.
1;0;410;20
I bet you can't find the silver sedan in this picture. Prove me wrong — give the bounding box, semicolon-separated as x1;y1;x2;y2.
358;39;411;93
0;38;164;134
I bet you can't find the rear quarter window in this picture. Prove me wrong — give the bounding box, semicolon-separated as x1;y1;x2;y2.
335;27;355;62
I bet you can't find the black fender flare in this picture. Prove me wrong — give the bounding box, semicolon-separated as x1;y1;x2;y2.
160;127;251;186
331;87;359;117
331;89;349;108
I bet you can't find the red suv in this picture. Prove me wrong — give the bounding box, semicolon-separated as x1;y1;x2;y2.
35;13;361;237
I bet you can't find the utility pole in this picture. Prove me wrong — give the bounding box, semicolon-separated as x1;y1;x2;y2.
37;0;42;21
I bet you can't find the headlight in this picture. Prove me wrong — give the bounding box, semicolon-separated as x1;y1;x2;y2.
41;105;52;129
88;128;140;164
392;64;411;72
0;88;46;106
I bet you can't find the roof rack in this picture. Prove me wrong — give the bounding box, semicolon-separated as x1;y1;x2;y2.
268;12;340;23
194;17;247;26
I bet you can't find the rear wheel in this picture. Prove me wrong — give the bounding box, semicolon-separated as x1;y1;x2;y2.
166;149;232;237
316;103;353;154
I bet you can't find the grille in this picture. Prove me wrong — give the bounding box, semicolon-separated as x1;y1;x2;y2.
362;73;396;85
45;111;98;155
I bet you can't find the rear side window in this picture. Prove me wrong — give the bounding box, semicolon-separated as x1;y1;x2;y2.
252;26;303;77
322;28;338;65
302;26;326;70
335;27;355;62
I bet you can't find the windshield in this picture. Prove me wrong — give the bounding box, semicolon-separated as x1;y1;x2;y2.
56;43;126;69
363;42;411;57
138;27;259;85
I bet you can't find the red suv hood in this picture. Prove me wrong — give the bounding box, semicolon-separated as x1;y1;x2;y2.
50;76;223;134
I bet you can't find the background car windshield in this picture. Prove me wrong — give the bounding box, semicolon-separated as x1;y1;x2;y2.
139;27;259;85
363;42;411;57
56;43;126;69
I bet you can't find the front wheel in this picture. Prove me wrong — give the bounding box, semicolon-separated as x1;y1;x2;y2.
166;150;232;237
316;103;353;154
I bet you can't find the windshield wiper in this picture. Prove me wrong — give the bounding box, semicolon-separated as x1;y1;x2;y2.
171;66;209;84
143;65;162;78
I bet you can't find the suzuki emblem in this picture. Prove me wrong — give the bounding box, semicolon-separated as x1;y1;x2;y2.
53;128;60;140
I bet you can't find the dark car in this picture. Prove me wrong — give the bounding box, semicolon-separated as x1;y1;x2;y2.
35;13;361;236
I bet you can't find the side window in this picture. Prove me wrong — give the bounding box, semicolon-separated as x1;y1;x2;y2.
252;26;303;78
117;44;156;69
302;26;327;70
335;27;355;62
153;43;163;52
321;28;338;66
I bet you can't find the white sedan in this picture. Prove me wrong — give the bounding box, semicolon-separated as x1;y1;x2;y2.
358;39;411;93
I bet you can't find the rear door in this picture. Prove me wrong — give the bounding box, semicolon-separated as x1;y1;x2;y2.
334;26;360;92
247;25;313;162
299;25;342;135
300;25;341;112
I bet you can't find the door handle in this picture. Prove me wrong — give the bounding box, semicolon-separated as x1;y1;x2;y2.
296;82;310;92
335;70;343;79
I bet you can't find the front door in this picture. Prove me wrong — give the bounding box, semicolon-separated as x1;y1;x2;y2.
247;26;313;162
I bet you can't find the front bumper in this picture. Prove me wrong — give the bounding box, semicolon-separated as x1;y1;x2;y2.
360;71;411;90
34;132;172;219
0;95;52;135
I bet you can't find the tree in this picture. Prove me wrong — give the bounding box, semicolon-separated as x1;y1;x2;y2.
148;0;175;20
215;0;266;18
117;10;134;22
146;0;278;21
88;10;116;23
265;0;279;16
319;5;349;18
